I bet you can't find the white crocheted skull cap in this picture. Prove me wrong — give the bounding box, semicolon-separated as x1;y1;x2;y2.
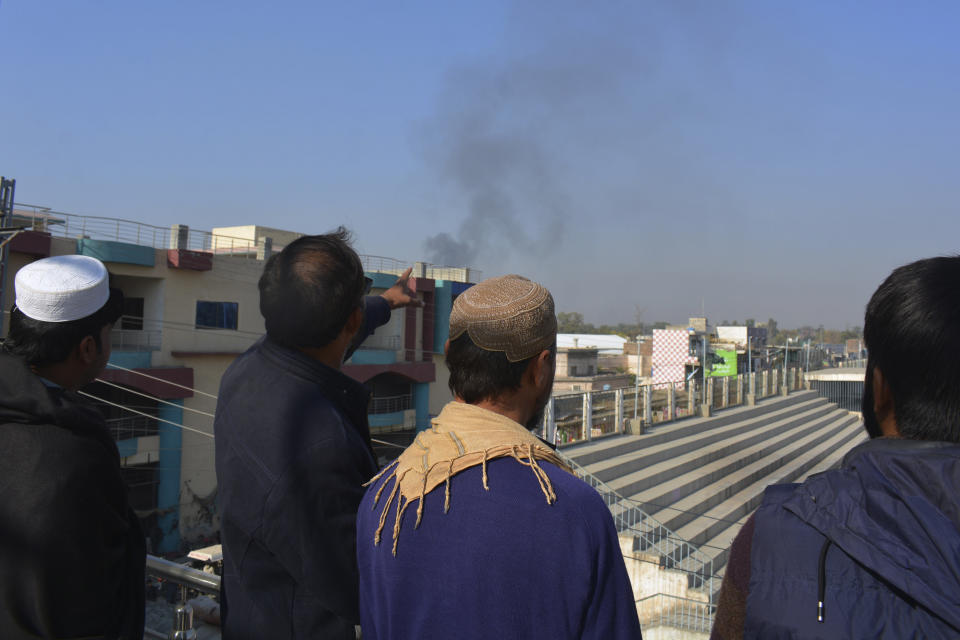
15;255;110;323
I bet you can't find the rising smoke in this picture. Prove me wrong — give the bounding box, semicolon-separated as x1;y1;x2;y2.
420;20;639;268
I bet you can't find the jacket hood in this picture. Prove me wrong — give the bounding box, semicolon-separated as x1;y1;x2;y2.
0;349;107;438
783;437;960;631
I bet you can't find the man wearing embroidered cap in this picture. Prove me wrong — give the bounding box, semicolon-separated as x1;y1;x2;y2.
0;255;145;639
357;274;643;639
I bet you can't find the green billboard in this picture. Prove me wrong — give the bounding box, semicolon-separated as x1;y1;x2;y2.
708;349;737;377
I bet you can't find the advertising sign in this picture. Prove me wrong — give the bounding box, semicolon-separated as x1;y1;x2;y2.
708;349;737;377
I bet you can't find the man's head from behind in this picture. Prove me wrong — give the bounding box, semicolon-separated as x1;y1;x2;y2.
862;256;960;442
258;227;368;350
5;255;123;388
446;275;557;429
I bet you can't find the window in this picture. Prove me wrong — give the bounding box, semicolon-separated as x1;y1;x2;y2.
121;297;144;330
196;301;238;330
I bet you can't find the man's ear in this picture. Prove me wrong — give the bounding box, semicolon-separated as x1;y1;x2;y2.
344;306;364;337
529;349;554;387
76;335;99;365
444;338;450;356
872;366;900;437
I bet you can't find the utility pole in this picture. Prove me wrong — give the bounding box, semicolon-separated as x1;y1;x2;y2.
0;177;16;335
633;335;640;419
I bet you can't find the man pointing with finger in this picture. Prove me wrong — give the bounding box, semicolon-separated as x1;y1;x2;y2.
215;228;422;640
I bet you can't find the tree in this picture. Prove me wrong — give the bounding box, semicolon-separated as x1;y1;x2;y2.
766;318;778;341
745;318;755;328
557;311;591;333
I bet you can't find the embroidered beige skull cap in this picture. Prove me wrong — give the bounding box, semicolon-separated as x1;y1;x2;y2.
449;274;556;362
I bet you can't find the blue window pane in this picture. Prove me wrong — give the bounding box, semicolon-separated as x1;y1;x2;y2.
196;301;238;330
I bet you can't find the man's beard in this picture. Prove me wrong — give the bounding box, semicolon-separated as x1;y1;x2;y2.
862;364;883;439
526;396;549;431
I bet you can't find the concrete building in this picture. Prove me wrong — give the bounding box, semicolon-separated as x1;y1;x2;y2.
1;207;475;553
715;326;768;350
553;343;633;394
652;327;701;388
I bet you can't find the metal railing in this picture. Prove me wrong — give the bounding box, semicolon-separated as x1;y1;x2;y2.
359;334;402;351
545;367;805;447
558;453;718;598
145;555;220;639
369;394;412;415
13;203;480;280
12;204;261;257
111;328;162;351
146;555;220;595
636;593;716;634
108;415;157;441
839;358;867;368
809;379;864;413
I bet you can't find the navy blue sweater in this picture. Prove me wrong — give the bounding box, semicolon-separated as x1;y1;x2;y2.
357;457;644;639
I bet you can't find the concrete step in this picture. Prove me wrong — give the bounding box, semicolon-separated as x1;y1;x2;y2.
796;419;867;482
601;401;835;500
563;391;820;467
612;410;852;546
623;407;851;528
587;396;832;481
669;415;865;588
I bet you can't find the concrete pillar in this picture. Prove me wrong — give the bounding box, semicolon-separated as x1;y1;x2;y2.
170;224;189;250
762;370;769;397
706;378;715;408
582;392;592;441
668;386;676;422
544;397;556;445
259;236;273;261
615;388;624;434
432;282;453;354
643;385;653;425
157;400;183;553
687;381;696;417
736;375;743;406
413;382;430;432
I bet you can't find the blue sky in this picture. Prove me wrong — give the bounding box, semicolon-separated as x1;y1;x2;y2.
3;1;959;328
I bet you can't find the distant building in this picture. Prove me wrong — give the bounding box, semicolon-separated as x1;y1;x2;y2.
553;342;632;394
715;326;768;350
1;207;475;553
651;328;700;387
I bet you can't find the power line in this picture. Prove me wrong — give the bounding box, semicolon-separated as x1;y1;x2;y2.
93;377;217;418
371;438;407;450
78;390;214;439
104;362;219;400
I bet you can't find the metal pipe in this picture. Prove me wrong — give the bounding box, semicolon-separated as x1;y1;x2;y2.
145;554;220;595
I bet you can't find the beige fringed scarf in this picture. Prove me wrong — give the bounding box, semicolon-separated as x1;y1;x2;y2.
364;401;574;555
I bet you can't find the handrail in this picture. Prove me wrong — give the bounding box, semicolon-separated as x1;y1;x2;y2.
146;554;220;595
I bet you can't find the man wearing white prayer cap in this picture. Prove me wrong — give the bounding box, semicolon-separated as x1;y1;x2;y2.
0;255;145;639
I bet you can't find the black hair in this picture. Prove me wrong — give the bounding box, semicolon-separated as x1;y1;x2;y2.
862;256;960;443
4;287;124;367
446;332;553;404
258;227;367;349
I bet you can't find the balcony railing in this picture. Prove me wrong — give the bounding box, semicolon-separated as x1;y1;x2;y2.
13;203;480;278
370;394;412;414
12;204;261;257
111;328;162;352
108;415;158;441
360;334;402;351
